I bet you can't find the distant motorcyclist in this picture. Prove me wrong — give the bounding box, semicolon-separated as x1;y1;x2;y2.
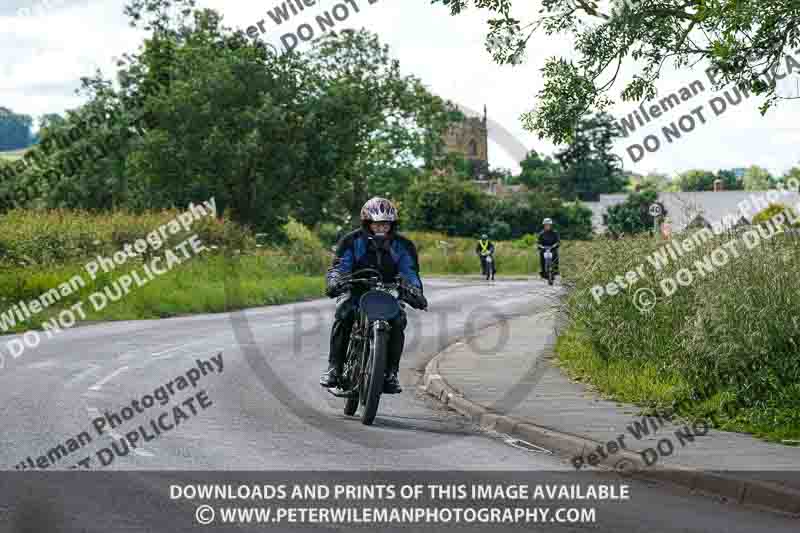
319;197;427;394
538;218;560;279
475;234;496;280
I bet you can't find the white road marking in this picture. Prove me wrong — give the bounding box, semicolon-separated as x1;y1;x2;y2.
86;409;154;458
118;351;141;361
151;337;216;357
66;364;102;388
27;359;58;369
88;366;129;391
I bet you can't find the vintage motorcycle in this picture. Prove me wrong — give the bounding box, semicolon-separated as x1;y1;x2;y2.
326;268;427;425
481;252;495;281
538;244;558;286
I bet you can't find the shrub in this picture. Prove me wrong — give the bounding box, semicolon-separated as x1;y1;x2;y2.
316;222;343;247
511;233;538;249
605;190;663;235
0;208;254;267
557;202;594;239
752;203;800;227
282;218;329;274
488;220;512;241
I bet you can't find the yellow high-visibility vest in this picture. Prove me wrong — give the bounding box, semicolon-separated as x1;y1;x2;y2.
479;240;490;254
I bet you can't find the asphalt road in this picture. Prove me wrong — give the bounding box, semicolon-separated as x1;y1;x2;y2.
0;278;797;532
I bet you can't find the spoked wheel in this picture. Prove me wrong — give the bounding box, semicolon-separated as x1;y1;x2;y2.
360;324;388;426
342;338;362;416
548;268;554;286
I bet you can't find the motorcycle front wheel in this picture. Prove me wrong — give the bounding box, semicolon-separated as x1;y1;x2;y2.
361;323;388;426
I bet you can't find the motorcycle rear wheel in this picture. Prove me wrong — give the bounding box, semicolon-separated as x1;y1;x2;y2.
342;332;363;416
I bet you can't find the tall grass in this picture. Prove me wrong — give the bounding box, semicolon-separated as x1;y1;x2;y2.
0;210;323;333
560;228;800;442
407;231;540;275
0;208;252;267
0;210;563;336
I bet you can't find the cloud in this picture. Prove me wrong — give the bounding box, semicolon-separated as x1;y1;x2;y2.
2;0;798;176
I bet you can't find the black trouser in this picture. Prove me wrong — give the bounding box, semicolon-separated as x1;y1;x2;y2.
539;249;559;276
328;298;408;374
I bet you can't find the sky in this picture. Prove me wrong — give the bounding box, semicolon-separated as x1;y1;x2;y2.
2;0;799;178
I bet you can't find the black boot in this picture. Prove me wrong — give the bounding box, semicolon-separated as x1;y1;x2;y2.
384;311;406;394
322;304;354;388
383;371;402;394
319;363;340;388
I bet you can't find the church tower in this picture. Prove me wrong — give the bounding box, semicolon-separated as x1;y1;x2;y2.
439;105;489;178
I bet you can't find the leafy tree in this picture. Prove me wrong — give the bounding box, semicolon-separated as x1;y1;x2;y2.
432;152;478;180
554;112;625;201
783;166;800;184
432;0;800;143
635;172;672;192
402;173;592;239
39;113;66;132
0;107;34;151
109;4;332;232
606;190;664;235
487;220;512;240
743;165;774;191
515;150;560;194
367;164;421;206
403;172;488;235
677;169;716;192
716;169;744;191
487;166;514;184
306;29;454;224
556;201;593;239
493;193;593;239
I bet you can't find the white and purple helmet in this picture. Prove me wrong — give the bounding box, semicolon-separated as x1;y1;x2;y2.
360;197;398;223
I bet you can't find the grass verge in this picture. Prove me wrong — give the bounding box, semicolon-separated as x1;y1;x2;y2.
0;254;324;335
557;231;800;443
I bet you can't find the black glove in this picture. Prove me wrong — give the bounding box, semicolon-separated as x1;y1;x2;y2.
402;285;428;310
325;278;347;298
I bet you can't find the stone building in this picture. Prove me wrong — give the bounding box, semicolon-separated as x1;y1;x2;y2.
440;105;489;178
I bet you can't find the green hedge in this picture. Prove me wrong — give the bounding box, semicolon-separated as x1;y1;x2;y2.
0;208;254;267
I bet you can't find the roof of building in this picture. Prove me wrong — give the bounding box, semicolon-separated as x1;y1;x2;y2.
586;190;800;233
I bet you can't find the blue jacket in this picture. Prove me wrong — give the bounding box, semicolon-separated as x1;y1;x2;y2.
327;229;422;291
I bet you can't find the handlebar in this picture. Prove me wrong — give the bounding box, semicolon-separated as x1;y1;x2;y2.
335;270;425;310
336;268;408;291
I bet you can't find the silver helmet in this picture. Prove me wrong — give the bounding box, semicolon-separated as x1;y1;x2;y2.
360;197;398;223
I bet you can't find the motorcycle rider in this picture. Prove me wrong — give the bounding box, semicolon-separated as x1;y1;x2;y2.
319;197;427;394
475;233;496;280
538;218;560;279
